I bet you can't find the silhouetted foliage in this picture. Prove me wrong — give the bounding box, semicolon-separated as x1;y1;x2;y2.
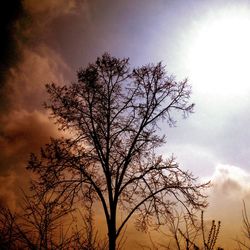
27;53;209;250
0;187;105;250
0;206;19;249
19;184;74;249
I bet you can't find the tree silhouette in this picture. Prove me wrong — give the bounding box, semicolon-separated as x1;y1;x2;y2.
0;184;105;249
28;53;209;250
19;184;73;249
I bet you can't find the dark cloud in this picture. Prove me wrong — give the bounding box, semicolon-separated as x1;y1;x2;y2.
0;110;61;208
0;0;81;111
0;0;26;111
0;0;82;207
0;0;25;80
0;110;59;173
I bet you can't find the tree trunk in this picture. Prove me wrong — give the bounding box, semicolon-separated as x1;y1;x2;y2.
108;222;116;250
108;211;117;250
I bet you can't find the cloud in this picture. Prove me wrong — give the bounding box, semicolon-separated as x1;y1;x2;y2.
161;142;217;177
1;0;115;223
5;45;70;112
0;110;59;172
24;0;77;17
0;0;25;85
0;0;86;208
211;164;250;198
0;172;18;209
20;0;89;43
207;164;250;214
0;0;81;179
0;110;62;208
2;0;82;111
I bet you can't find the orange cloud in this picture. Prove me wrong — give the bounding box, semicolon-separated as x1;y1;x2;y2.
0;110;61;207
5;45;70;111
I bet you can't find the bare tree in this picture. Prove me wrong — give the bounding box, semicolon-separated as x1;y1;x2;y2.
0;206;20;249
168;210;222;250
236;201;250;249
19;184;74;249
27;53;209;250
0;185;105;249
0;184;75;250
71;199;108;250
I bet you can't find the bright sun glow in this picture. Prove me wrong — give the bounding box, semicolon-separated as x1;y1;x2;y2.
188;8;250;97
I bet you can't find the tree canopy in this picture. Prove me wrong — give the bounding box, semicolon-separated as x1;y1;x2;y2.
28;53;208;250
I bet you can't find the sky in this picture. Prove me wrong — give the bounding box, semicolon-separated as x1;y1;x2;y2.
1;0;250;248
